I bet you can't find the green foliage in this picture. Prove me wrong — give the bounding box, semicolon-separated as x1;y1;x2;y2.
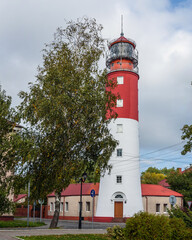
0;86;15;184
141;167;176;184
0;87;17;215
124;211;192;240
125;212;172;240
107;225;125;240
168;206;192;228
181;124;192;155
0;220;45;228
0;187;14;216
9;18;118;204
166;170;192;203
169;217;192;240
20;235;111;240
141;172;165;184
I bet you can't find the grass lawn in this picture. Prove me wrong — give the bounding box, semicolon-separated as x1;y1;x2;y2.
19;234;111;240
0;220;46;228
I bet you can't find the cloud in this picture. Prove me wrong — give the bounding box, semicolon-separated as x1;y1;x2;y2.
0;0;191;169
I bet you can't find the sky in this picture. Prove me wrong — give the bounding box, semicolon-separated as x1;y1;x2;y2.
0;0;191;172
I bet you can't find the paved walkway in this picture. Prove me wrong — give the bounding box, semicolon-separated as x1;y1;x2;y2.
0;218;125;240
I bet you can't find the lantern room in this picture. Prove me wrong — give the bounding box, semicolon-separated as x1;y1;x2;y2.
106;35;139;73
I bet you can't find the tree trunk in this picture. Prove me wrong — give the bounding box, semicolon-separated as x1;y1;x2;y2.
49;193;60;228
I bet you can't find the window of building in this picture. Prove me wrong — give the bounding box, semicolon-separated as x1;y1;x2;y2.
86;202;91;212
163;204;168;213
116;99;123;107
116;175;122;184
115;194;123;198
60;202;63;212
156;204;160;213
117;148;122;157
50;202;53;212
117;124;123;133
117;76;124;84
65;202;69;212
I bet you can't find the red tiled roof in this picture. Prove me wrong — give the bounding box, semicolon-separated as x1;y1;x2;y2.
141;184;183;197
14;194;27;202
48;183;99;197
48;183;182;198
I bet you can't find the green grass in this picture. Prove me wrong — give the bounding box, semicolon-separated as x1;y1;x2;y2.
19;234;111;240
0;220;46;228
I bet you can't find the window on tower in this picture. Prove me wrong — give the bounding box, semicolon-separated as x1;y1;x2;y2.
116;175;122;184
117;148;122;157
117;76;124;84
117;99;123;107
117;124;123;133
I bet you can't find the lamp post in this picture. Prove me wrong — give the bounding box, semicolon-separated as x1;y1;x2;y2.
78;172;87;229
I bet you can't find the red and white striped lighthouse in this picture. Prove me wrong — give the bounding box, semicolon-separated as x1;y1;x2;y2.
96;30;143;220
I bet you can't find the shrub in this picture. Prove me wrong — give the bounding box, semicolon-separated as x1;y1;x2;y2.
107;225;125;240
169;217;192;240
168;206;192;228
124;212;172;240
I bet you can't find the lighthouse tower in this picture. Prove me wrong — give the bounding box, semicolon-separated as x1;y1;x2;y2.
96;31;143;220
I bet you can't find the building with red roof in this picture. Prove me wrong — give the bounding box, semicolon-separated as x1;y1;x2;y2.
47;182;183;222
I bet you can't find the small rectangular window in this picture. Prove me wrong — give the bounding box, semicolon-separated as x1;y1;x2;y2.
65;202;69;212
117;76;124;84
163;204;168;212
60;202;63;212
156;204;160;213
117;99;123;107
116;175;122;183
86;202;91;212
117;124;123;133
117;148;122;157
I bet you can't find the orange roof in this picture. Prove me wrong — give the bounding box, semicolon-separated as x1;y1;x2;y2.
48;183;182;198
141;184;183;197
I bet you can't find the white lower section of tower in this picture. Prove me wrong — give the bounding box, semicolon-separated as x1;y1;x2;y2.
96;118;143;218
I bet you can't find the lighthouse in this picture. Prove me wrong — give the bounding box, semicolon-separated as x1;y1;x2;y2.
95;30;143;220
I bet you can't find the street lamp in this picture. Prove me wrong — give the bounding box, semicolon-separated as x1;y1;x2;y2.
78;172;87;229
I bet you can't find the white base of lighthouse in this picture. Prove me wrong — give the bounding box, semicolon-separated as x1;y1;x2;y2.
96;118;143;218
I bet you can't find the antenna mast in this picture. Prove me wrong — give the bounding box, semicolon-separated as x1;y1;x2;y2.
121;15;124;36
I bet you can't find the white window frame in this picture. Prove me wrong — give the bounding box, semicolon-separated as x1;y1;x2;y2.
117;148;122;157
65;202;69;212
116;175;122;184
117;99;123;107
117;124;123;133
117;76;124;85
